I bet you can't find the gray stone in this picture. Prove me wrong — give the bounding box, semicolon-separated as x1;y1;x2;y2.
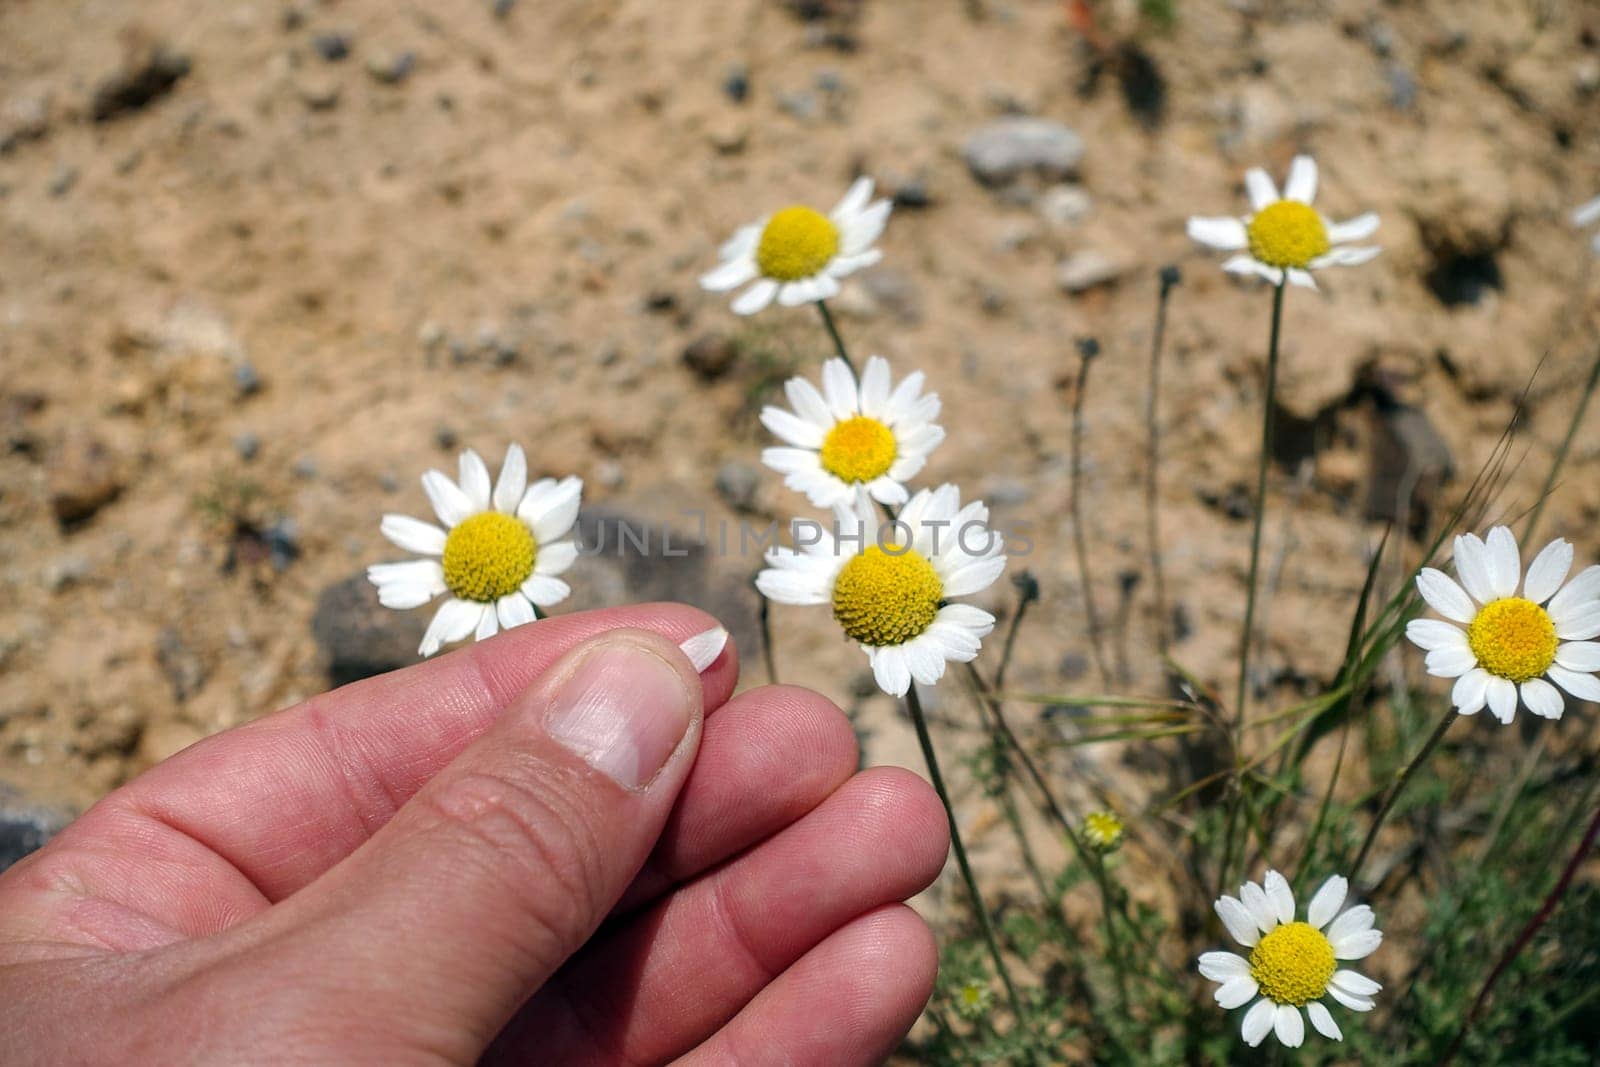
964;119;1085;187
1056;249;1124;293
234;432;260;461
156;627;209;703
91;43;190;122
682;333;738;380
1037;183;1093;225
0;785;70;872
47;433;125;526
312;574;427;686
312;31;351;61
366;50;416;86
722;62;750;103
715;460;763;514
233;361;262;397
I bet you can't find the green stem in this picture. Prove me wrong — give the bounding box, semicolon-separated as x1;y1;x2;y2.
904;683;1030;1034
1145;268;1179;653
1235;279;1286;721
1069;346;1114;687
1350;706;1459;886
815;299;857;377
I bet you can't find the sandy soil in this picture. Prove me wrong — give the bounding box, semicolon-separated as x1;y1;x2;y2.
3;0;1599;966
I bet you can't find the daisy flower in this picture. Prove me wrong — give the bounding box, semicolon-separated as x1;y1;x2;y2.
699;176;891;315
1199;870;1381;1049
1574;195;1600;254
1082;810;1124;852
760;355;944;509
755;485;1005;696
1186;155;1380;289
1406;527;1600;723
369;444;581;656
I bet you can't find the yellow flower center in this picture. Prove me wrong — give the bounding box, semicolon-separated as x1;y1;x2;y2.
441;512;537;603
1249;921;1336;1007
1246;200;1331;270
819;416;897;484
1084;810;1124;850
831;545;943;647
1467;597;1558;683
756;205;840;281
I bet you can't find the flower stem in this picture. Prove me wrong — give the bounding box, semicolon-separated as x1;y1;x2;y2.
1069;340;1114;687
904;683;1029;1032
1350;706;1459;886
1439;796;1600;1064
1234;279;1286;721
1144;267;1180;652
815;300;857;377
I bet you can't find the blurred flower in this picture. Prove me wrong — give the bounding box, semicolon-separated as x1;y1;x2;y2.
756;486;1005;696
760;355;944;509
1199;871;1381;1049
1186;155;1379;290
1574;195;1600;254
1083;810;1124;851
1406;527;1600;723
700;176;891;315
953;980;992;1021
369;444;580;656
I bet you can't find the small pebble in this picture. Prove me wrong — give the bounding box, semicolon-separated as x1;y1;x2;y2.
234;362;262;397
312;32;351;61
722;63;750;103
234;432;260;461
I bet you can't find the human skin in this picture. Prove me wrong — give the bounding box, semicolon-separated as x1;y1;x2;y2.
0;603;950;1064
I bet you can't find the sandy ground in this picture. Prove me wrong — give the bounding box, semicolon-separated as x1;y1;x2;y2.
3;0;1599;994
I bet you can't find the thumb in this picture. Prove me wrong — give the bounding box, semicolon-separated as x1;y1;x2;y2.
279;629;707;1055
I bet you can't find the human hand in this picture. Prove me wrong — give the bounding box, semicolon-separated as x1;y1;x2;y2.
0;604;949;1064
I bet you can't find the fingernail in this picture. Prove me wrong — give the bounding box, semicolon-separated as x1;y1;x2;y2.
678;626;728;672
545;641;693;788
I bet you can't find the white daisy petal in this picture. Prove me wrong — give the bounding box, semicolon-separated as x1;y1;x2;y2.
1263;870;1295;924
1221;253;1282;284
1331;928;1383;961
1283;155;1317;203
941;557;1008;598
1326;985;1376;1013
777;279;819;307
821;359;859;417
1307;1001;1343;1041
1331;970;1381;997
841;200;891;255
832;175;874;219
1186;216;1248;250
869;644;912;697
458;450;492;513
1198;951;1252;982
1523;538;1572;604
903;636;949;687
1241;999;1276;1048
475;606;500;642
1416;568;1476;623
1244;168;1279;212
1573;195;1600;229
1486;676;1519;724
496;592;536;631
534;540;578;577
419;597;482;657
756;568;830;606
1307;875;1348;930
1309;245;1380;268
1216;976;1260;1010
1273;1004;1305;1049
678;626;730;672
422;470;476;528
1326;212;1380;243
1555;641;1600;672
700;255;759;292
1425;645;1477;678
731;278;779;315
826;249;883;277
1452;668;1491;715
1286;268;1318;290
367;559;446;590
1406;619;1469;653
380;514;448;556
785;377;835;428
1215;895;1260;947
1239;881;1276;933
1452;533;1496;605
520;574;571;607
760;407;828;448
1484;526;1522;599
1520;678;1564;720
376;581;440;610
1547;665;1600;704
1325;905;1374;944
493;443;527;513
859;356;891;417
1548;565;1600;621
1555;603;1600;641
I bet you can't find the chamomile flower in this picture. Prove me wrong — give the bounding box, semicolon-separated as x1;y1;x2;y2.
1574;195;1600;254
369;444;581;656
1083;810;1124;852
1199;871;1381;1049
700;176;891;315
761;355;945;509
1186;155;1380;290
1406;527;1600;723
756;485;1005;696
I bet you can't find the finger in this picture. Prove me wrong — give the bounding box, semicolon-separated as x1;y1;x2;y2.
616;684;859;914
492;766;949;1064
22;604;734;942
679;905;938;1067
261;629;708;1057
